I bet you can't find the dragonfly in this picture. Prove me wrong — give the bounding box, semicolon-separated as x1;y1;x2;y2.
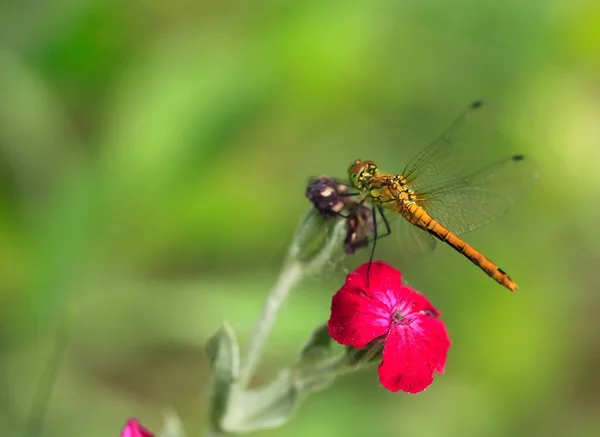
344;100;538;291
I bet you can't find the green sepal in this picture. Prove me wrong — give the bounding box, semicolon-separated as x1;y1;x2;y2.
345;341;383;368
291;209;335;263
297;323;333;365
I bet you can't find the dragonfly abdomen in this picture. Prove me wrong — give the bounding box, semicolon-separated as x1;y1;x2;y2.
404;204;518;291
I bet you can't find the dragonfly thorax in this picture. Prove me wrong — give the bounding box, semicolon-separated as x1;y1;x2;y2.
348;159;379;190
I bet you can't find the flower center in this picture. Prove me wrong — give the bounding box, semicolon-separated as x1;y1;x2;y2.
393;310;404;322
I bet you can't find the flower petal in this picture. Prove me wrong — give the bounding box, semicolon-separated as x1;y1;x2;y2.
328;284;391;348
347;261;404;314
121;419;154;437
414;314;451;373
328;262;412;348
394;284;441;318
347;261;402;292
378;314;450;393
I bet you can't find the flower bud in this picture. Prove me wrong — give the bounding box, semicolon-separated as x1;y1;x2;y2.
289;208;343;265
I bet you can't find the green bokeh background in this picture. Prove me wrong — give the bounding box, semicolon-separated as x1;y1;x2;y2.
1;1;600;436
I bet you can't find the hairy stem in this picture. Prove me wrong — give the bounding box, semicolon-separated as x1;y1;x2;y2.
213;218;347;436
236;218;346;390
237;260;303;390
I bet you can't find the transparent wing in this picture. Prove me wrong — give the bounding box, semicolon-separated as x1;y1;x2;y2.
402;100;485;190
394;216;438;257
413;154;540;236
374;208;438;261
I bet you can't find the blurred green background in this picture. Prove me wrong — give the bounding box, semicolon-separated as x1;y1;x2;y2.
1;1;600;436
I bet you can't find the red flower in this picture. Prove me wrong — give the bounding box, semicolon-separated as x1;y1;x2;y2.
120;419;154;437
328;261;450;393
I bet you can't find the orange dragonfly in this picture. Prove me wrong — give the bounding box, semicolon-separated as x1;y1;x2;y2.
345;100;539;291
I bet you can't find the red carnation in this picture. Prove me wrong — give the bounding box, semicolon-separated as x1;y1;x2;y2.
328;261;450;393
120;419;154;437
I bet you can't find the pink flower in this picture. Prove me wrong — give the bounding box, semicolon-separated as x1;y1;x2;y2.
328;261;451;393
120;419;154;437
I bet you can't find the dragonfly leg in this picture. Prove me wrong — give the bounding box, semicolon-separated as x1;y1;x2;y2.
337;197;366;219
365;206;378;286
376;205;392;238
363;207;392;244
365;206;392;286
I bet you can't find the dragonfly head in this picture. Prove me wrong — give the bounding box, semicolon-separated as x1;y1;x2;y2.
348;160;378;190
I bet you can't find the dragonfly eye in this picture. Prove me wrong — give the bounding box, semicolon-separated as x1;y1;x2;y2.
348;160;377;189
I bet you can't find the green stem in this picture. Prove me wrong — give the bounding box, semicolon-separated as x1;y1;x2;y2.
216;217;347;435
236;218;346;390
237;260;304;390
307;354;350;375
296;344;382;393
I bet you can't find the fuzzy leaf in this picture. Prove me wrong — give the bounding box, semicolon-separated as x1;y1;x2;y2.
205;322;239;432
159;409;186;437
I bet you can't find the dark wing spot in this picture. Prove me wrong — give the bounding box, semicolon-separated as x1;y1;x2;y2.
512;154;525;161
